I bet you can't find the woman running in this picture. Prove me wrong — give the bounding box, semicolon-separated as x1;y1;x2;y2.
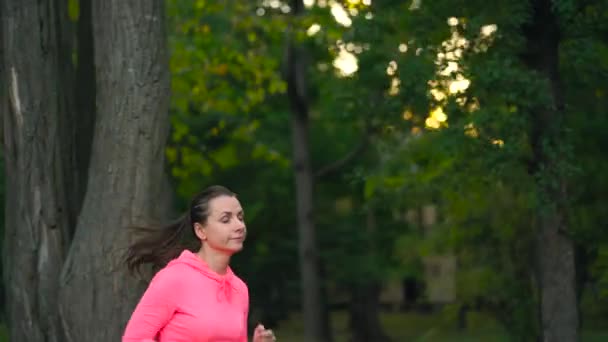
122;185;276;341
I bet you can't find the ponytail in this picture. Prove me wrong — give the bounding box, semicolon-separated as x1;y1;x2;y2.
125;213;195;275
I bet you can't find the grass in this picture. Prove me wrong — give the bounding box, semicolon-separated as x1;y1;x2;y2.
0;313;607;341
275;310;507;342
274;310;608;341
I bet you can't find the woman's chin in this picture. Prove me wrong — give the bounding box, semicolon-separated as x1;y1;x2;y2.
224;240;244;253
231;242;244;252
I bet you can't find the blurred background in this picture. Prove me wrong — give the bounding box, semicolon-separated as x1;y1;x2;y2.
1;0;608;341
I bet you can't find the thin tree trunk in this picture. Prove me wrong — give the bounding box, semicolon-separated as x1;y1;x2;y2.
2;1;73;341
523;0;579;340
58;1;171;341
348;209;390;342
290;91;325;342
349;283;389;342
286;1;325;340
536;216;577;341
318;261;333;342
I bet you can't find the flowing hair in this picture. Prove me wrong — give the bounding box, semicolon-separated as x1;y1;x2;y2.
125;185;236;274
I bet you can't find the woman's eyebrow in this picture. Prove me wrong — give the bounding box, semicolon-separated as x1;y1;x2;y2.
220;210;242;215
217;209;243;216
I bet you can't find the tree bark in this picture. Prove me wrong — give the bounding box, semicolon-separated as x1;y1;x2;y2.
2;1;74;340
522;0;579;341
289;82;325;342
348;209;390;342
58;1;171;341
286;0;326;340
348;282;390;342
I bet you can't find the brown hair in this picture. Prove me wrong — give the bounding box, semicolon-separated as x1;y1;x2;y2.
125;185;236;274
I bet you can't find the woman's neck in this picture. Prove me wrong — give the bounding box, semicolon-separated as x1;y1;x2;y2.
197;247;231;275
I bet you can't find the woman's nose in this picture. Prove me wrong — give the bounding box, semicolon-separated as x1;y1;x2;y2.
234;221;246;231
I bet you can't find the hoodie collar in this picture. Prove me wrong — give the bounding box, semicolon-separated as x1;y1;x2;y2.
169;250;237;302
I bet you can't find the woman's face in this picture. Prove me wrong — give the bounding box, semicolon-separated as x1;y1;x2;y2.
195;195;246;254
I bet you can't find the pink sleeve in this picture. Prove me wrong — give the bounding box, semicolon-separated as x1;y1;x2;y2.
122;268;178;341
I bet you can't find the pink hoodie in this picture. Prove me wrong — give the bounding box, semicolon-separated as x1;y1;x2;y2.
122;250;249;341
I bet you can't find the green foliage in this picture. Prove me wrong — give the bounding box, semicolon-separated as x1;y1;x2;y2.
316;0;607;338
166;0;300;325
164;0;608;338
68;0;79;21
167;0;289;198
557;0;608;323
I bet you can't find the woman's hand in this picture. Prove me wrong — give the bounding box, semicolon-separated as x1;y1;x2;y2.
253;324;276;342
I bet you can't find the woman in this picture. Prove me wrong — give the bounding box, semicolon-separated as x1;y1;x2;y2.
123;185;276;341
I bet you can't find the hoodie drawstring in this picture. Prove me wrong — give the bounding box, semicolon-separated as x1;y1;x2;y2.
216;277;232;302
171;250;235;303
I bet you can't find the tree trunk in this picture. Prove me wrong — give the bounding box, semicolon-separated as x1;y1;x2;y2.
318;261;334;342
348;209;390;342
536;216;578;341
348;283;390;342
286;1;325;340
523;0;579;341
2;1;74;340
58;1;171;341
289;75;325;342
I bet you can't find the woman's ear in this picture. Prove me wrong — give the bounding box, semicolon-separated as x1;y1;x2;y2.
194;222;207;241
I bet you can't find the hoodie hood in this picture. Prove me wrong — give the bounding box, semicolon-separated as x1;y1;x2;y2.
168;249;237;302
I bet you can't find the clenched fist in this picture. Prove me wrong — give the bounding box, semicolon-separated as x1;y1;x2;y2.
253;324;276;342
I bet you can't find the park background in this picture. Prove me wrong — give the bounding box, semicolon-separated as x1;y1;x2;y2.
1;0;608;341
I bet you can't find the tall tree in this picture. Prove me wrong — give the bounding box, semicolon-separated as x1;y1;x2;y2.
522;0;578;339
285;0;325;340
2;0;171;340
58;1;171;341
2;0;75;340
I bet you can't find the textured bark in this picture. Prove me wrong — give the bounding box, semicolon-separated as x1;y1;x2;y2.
523;0;579;340
286;0;325;340
2;1;73;341
57;1;171;341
